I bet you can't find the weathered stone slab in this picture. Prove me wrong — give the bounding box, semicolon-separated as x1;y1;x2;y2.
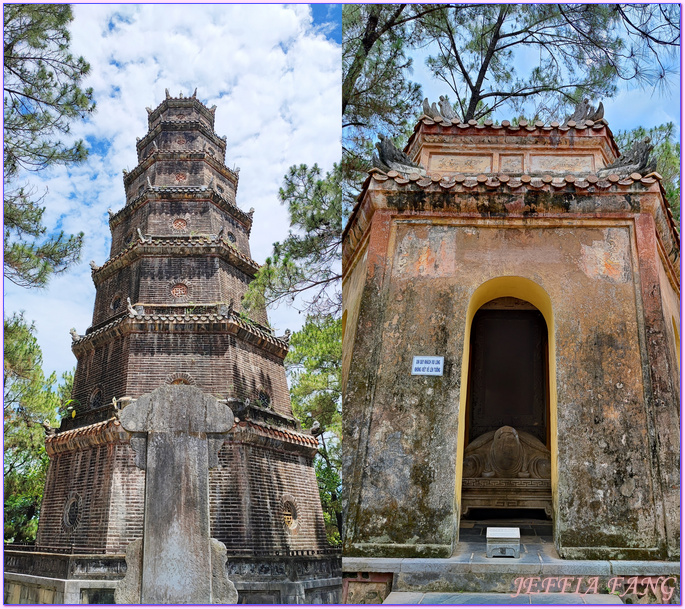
530;153;594;173
116;385;237;604
430;153;492;173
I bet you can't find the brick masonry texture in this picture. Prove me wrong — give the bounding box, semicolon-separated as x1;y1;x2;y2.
36;95;335;571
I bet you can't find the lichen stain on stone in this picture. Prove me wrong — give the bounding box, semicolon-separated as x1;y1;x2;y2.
579;228;631;283
620;477;637;497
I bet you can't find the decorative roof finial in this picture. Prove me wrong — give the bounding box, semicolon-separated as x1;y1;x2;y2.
438;95;458;121
165;88;170;99
598;136;655;177
562;99;604;126
373;134;426;176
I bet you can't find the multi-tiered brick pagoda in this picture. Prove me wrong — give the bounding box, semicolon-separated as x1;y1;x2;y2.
4;92;341;605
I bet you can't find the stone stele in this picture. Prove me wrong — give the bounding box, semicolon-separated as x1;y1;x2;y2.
114;384;237;604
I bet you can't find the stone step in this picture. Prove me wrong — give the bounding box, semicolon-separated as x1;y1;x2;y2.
344;555;679;603
383;591;623;604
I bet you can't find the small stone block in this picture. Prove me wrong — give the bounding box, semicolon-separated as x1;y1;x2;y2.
486;527;520;558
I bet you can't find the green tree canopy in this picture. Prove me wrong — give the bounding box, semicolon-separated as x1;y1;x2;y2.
4;3;95;288
243;163;342;317
4;313;72;543
420;4;679;123
342;4;680;216
342;4;428;214
286;315;342;544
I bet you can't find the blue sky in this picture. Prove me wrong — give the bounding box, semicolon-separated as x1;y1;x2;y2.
311;4;342;44
4;4;342;380
409;12;680;135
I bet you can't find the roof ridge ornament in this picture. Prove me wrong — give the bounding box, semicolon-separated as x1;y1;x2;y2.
373;134;426;177
597;136;656;178
562;98;604;127
421;95;460;123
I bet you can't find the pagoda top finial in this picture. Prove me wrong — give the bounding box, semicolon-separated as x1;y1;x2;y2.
146;88;217;131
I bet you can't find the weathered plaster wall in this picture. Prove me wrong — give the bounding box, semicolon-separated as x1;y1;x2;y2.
657;250;681;387
342;243;368;392
344;215;677;560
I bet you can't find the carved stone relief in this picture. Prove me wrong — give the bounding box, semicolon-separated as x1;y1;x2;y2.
462;426;552;517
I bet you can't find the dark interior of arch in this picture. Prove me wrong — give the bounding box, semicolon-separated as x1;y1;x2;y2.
467;298;549;446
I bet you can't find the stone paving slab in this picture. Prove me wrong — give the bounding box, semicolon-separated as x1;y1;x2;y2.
383;591;623;604
344;554;679;576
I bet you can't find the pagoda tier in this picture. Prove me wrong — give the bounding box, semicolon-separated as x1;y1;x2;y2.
23;94;340;604
65;94;276;429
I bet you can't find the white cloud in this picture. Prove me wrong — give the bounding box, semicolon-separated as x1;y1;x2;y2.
4;4;341;379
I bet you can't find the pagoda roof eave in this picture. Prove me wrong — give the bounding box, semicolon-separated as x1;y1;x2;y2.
343;168;680;287
108;187;253;233
404;115;622;159
92;235;260;282
71;310;289;360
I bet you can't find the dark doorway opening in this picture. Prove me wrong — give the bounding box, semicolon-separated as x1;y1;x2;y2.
460;297;553;519
466;299;549;446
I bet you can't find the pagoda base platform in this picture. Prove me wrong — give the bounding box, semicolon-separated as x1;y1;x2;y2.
4;548;342;604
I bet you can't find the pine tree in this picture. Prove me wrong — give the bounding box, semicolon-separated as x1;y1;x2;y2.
243;163;342;317
285;315;342;544
4;4;95;288
3;313;73;543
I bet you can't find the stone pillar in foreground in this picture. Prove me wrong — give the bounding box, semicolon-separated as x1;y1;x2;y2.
114;384;238;604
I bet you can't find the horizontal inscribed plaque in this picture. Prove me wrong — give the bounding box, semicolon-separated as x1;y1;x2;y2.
530;154;594;173
429;154;492;173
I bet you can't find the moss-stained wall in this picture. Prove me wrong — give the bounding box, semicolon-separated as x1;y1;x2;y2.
343;212;679;560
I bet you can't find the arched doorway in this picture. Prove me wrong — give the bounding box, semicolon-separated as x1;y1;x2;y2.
455;277;557;531
466;298;549;446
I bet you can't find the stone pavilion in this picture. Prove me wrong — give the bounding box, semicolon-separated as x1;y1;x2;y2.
341;105;679;601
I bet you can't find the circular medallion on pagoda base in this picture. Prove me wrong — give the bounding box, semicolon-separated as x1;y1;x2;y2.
174;172;187;183
62;493;82;532
165;372;196;386
172;218;188;232
280;495;300;536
